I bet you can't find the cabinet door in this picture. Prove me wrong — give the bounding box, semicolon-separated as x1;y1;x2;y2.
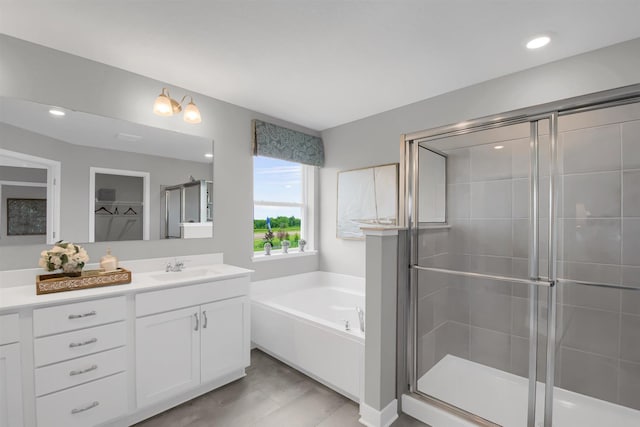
200;297;250;384
136;306;200;407
0;343;23;427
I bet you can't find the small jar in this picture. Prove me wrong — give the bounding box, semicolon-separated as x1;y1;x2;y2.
100;248;118;272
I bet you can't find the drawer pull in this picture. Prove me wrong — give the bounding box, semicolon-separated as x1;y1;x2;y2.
194;312;199;331
203;310;208;329
71;400;100;414
69;337;98;348
68;310;97;320
69;364;98;376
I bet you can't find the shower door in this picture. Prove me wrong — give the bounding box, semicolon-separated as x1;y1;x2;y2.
407;116;558;426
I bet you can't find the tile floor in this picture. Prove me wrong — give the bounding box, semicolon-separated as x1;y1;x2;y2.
136;349;428;427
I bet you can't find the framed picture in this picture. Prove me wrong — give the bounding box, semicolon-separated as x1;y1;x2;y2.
336;163;398;239
7;198;47;236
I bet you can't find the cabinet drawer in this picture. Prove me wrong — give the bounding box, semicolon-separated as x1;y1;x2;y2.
36;372;127;427
35;346;126;396
136;276;249;317
0;313;19;345
34;296;126;337
34;321;126;367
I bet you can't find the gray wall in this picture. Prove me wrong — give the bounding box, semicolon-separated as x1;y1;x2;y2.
319;37;640;278
0;35;319;279
0;166;47;183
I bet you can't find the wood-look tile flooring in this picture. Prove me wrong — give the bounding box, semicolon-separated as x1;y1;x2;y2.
136;349;429;427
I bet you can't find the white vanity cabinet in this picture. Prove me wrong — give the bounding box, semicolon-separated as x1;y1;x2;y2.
0;314;23;427
200;297;249;383
135;306;202;406
32;297;127;427
135;277;250;408
0;258;252;427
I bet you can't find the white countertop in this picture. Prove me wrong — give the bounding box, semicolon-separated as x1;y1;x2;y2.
0;263;253;312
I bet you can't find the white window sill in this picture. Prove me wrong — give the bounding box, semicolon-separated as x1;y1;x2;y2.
252;250;318;263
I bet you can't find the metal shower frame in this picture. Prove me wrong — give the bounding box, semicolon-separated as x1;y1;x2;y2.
399;83;640;427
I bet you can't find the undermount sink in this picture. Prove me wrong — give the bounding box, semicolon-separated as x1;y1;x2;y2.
149;267;223;282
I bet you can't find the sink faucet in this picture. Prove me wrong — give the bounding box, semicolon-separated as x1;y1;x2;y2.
165;259;185;272
355;306;365;333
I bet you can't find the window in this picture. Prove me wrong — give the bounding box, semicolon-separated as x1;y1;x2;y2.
253;156;314;254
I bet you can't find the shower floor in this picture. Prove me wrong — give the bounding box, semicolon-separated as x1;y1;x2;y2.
417;355;639;427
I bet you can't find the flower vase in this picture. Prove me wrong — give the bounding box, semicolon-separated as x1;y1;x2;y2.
264;243;272;256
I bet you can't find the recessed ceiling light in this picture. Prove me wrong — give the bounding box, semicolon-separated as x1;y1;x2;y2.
48;108;66;117
526;36;551;50
494;145;504;150
204;153;213;158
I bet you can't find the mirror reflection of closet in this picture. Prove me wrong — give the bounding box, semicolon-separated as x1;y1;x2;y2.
90;168;150;242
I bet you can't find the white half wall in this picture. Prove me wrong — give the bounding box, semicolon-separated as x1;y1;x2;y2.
319;37;640;277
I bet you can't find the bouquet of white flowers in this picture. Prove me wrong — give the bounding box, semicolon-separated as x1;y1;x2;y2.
39;241;89;274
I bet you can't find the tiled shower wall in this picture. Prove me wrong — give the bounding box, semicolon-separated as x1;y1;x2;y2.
416;103;640;410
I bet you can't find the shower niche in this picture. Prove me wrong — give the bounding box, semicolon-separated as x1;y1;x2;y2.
403;92;640;427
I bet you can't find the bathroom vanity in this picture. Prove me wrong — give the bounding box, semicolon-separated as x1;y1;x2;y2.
0;254;252;427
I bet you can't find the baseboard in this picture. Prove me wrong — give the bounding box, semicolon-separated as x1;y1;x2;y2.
359;399;398;427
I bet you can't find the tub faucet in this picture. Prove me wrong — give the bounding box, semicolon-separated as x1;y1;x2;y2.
355;306;365;333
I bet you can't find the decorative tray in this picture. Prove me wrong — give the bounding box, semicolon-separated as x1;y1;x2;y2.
36;268;132;295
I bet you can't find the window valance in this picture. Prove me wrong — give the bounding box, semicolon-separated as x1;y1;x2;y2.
252;119;324;167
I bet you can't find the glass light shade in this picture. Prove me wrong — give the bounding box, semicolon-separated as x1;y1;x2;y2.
183;101;202;124
153;93;174;116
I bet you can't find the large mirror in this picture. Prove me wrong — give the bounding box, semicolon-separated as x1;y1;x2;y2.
0;97;213;246
418;145;447;223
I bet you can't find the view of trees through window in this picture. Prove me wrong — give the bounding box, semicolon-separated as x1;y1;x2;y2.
253;156;304;252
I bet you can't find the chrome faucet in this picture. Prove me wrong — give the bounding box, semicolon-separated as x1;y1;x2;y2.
355;306;365;333
165;259;185;272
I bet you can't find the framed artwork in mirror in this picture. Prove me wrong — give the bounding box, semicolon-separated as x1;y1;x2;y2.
336;163;398;239
7;198;46;235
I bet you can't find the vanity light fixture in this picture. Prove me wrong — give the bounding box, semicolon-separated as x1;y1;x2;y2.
204;153;213;158
48;108;66;117
153;88;202;124
494;145;504;150
526;35;551;49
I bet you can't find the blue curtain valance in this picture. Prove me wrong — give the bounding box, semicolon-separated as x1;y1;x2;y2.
252;119;324;167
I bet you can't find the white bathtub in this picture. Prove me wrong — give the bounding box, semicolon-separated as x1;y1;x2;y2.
250;271;365;402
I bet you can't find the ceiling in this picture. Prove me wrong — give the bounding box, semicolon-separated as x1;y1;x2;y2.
1;1;640;131
0;98;213;163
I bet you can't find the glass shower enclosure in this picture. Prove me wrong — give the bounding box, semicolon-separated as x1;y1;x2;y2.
402;86;640;427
